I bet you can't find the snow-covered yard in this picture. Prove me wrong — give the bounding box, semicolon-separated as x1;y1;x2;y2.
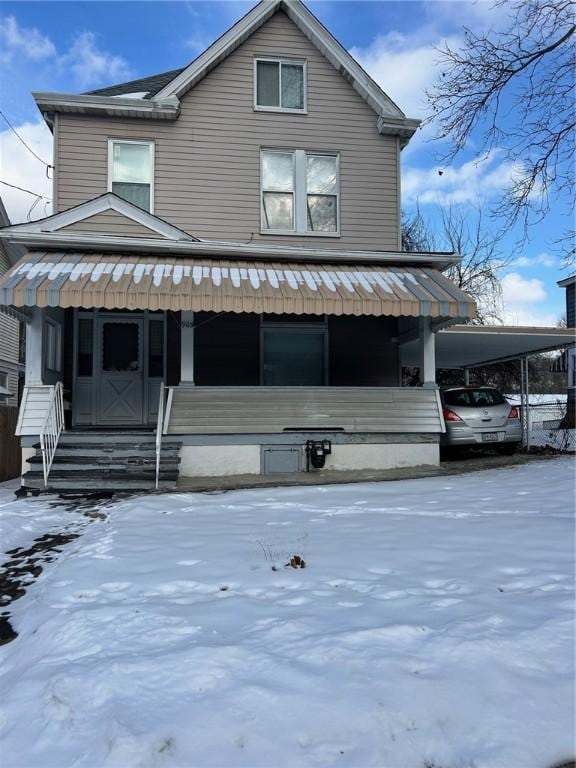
1;459;574;768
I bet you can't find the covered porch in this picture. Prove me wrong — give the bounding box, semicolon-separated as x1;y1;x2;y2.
1;251;476;483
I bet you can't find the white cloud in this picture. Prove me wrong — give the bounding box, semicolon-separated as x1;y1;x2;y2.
350;30;463;119
501;272;547;304
502;307;560;327
402;150;523;207
0;121;53;224
58;32;131;89
0;16;131;88
424;0;510;30
0;15;56;61
511;252;557;269
500;271;558;326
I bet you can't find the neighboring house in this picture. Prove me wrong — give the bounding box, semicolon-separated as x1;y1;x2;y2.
0;198;24;406
0;0;477;491
558;274;576;426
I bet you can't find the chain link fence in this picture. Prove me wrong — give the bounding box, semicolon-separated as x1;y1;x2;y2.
523;401;575;452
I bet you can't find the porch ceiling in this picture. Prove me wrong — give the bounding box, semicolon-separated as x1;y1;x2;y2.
0;252;476;320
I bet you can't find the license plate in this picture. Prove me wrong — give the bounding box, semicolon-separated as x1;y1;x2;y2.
482;432;499;442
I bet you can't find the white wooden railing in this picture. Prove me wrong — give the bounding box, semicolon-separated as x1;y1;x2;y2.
155;384;166;491
155;385;174;490
39;382;64;487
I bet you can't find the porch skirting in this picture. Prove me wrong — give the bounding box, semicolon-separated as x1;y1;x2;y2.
179;441;439;477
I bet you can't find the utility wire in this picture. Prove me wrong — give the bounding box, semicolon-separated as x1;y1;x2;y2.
0;110;53;169
0;179;52;200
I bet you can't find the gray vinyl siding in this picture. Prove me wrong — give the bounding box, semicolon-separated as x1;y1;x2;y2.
56;10;400;250
61;209;165;238
566;284;575;329
0;242;20;406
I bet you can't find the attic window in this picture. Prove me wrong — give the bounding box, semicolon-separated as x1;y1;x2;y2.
255;59;306;112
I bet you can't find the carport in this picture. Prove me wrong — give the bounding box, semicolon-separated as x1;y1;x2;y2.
400;325;575;448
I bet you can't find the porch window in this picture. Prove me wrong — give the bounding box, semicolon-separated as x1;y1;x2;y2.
102;322;140;372
44;319;61;372
108;139;154;212
255;59;306;112
148;318;164;377
261;150;339;234
77;318;93;377
262;324;326;386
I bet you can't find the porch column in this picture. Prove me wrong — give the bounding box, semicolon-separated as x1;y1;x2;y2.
419;317;436;387
25;308;43;385
180;311;195;383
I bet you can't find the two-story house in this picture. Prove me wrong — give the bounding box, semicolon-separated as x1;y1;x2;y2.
0;0;476;492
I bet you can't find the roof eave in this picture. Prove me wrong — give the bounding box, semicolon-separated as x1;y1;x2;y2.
0;229;461;269
378;116;421;147
33;92;180;128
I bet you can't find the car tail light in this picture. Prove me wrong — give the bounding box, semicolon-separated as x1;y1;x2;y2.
508;406;520;420
443;407;462;422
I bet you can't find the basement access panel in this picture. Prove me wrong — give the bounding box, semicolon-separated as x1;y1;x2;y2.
261;446;304;474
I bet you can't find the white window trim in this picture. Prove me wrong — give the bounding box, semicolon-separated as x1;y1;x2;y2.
0;371;8;389
260;148;340;237
44;318;62;373
253;57;307;114
107;138;155;214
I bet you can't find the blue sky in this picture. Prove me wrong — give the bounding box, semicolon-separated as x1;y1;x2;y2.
0;0;571;325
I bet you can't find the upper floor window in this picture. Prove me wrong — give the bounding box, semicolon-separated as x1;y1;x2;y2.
108;139;154;212
261;149;339;235
255;59;306;112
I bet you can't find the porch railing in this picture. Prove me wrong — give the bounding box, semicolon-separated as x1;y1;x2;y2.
39;382;65;488
155;385;175;490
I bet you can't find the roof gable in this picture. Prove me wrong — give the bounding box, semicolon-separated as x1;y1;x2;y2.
155;0;407;122
0;194;197;242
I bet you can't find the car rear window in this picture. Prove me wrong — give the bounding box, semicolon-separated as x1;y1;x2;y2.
443;388;507;407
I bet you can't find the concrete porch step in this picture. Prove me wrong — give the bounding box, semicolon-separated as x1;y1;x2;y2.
23;478;176;492
58;432;181;445
23;433;183;493
28;453;181;466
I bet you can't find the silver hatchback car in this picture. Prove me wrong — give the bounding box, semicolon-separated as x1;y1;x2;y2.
440;387;522;455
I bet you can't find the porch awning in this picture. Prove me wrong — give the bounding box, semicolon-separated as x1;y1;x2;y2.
0;252;476;319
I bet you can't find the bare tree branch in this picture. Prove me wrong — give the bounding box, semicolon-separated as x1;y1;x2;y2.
402;206;508;325
425;0;576;263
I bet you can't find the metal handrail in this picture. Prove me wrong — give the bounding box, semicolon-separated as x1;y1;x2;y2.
39;382;65;488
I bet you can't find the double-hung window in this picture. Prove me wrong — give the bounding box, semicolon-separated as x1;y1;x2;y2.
108;139;154;212
255;59;306;112
261;149;339;234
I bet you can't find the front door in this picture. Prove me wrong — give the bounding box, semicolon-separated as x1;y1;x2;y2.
97;316;144;425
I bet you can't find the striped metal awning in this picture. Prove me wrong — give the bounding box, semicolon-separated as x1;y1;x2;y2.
0;252;476;319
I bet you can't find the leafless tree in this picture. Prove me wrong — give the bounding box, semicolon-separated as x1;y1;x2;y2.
403;206;507;324
426;0;575;263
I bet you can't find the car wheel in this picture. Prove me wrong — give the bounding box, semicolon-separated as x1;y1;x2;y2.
498;443;518;456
